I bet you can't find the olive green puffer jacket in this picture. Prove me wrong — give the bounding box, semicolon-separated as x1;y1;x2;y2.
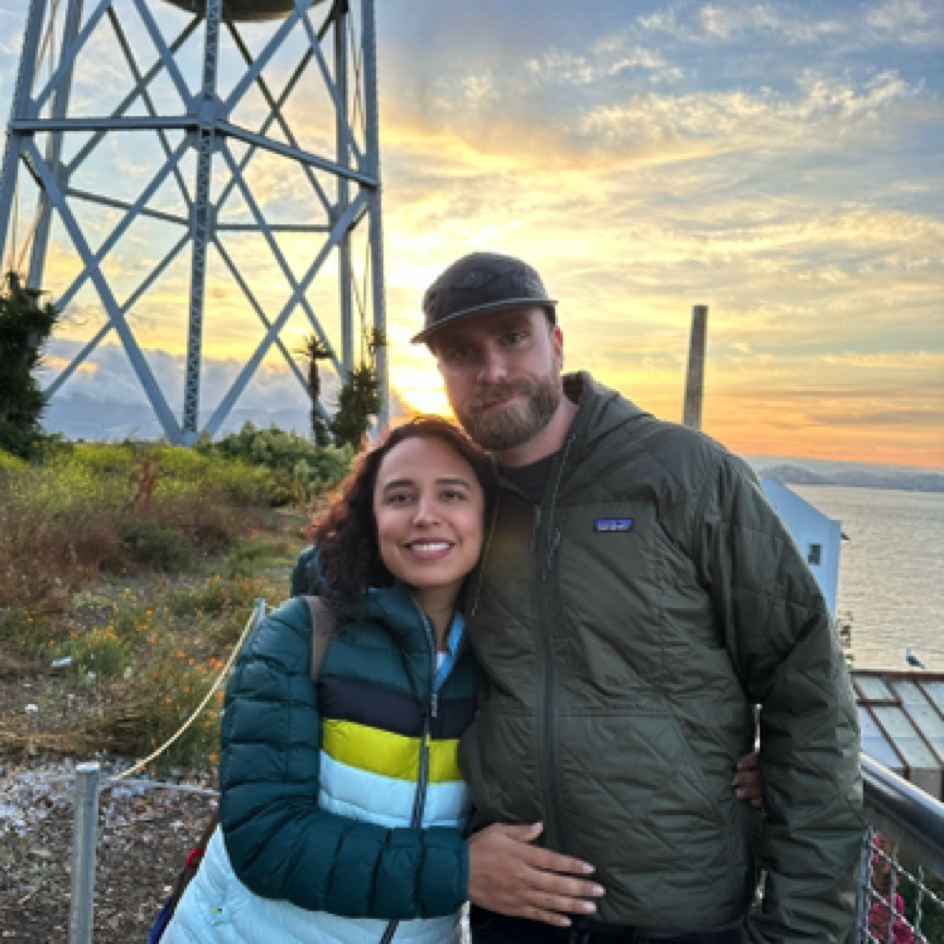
458;372;864;944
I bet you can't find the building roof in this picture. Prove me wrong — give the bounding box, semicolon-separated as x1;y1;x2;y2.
852;669;944;800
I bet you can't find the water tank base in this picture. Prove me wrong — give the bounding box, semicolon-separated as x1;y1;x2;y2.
160;0;319;23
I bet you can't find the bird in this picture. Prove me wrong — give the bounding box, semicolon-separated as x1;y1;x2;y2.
905;648;926;670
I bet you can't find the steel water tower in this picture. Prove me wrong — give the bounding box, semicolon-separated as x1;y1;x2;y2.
0;0;386;442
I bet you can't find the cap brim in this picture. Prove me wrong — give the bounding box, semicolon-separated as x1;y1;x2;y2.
411;298;558;345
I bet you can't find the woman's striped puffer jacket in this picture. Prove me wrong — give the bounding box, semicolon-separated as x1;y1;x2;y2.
165;584;479;944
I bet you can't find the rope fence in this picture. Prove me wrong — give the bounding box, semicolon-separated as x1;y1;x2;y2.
66;598;267;944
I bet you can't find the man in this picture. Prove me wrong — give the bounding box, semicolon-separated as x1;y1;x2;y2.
412;252;864;944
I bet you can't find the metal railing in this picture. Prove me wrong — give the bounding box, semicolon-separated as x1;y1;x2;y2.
849;755;944;944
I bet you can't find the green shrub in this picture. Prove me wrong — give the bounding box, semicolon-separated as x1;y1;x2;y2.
47;627;128;679
70;443;138;477
206;422;353;503
167;574;276;618
223;537;274;578
136;659;223;773
0;448;27;474
115;519;195;572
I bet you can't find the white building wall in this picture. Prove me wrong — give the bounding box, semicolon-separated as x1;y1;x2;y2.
760;476;842;617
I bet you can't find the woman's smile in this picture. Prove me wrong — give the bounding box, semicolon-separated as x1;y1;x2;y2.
404;540;455;560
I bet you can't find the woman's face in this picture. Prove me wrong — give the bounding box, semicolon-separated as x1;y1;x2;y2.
373;435;485;603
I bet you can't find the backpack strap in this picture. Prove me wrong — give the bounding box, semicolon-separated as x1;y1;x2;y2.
303;595;337;681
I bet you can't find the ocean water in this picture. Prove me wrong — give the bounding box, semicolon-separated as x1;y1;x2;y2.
792;484;944;672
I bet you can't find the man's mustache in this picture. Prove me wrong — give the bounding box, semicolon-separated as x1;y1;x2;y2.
467;380;533;412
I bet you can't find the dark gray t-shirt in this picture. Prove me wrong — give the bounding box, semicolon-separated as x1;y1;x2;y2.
499;452;559;506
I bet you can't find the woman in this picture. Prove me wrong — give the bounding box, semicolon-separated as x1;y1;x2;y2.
166;417;761;943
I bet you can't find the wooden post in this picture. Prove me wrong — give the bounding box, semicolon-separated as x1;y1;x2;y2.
683;305;709;430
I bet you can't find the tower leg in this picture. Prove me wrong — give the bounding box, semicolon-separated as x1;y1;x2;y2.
336;1;353;376
29;0;85;290
362;0;387;428
0;0;48;273
183;0;223;444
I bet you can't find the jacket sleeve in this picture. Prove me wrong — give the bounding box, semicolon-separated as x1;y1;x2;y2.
692;454;865;944
219;598;468;919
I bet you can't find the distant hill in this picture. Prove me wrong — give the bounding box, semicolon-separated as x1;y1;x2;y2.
43;391;412;443
44;394;313;441
759;464;834;486
755;460;944;493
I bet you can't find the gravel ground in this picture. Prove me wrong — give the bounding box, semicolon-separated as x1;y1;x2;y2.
1;762;473;943
0;760;216;943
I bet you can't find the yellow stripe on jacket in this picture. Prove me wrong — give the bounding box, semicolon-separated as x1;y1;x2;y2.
322;718;462;783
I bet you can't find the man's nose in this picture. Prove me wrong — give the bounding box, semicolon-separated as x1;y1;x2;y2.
477;345;509;384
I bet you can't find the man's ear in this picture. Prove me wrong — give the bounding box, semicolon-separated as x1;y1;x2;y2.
552;324;564;369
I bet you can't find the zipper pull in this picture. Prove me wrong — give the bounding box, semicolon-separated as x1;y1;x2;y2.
530;506;542;553
431;692;439;719
543;529;562;581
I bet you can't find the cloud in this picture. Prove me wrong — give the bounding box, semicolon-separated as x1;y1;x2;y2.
865;0;944;45
40;338;329;413
637;0;944;48
2;0;941;467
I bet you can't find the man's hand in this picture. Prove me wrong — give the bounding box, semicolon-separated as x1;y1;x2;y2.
467;822;605;928
733;749;763;809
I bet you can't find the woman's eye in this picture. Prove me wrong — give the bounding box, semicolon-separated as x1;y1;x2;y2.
387;493;412;505
441;490;465;501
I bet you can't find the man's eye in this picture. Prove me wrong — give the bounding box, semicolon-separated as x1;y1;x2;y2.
445;347;471;363
503;330;527;345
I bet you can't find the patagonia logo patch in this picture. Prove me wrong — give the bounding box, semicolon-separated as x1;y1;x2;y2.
594;518;634;533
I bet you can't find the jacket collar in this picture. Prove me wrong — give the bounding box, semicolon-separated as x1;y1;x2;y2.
563;371;650;457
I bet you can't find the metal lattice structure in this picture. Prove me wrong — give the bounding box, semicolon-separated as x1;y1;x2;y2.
0;0;387;443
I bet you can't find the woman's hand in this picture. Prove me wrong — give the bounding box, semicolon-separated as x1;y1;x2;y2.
733;749;763;809
467;822;605;928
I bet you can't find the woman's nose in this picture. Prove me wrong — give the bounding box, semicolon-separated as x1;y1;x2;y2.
412;496;440;525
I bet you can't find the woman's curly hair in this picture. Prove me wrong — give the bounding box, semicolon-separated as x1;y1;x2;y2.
310;416;494;613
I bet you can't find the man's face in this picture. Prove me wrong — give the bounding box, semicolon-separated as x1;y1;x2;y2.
432;305;564;452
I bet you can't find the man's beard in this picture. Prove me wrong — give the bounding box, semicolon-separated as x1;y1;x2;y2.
455;371;562;453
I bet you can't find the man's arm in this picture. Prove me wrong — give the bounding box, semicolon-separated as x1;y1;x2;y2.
694;454;865;944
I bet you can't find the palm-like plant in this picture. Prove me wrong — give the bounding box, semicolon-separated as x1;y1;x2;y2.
295;335;334;446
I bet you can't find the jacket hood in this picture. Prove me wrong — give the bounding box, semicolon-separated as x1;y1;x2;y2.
562;371;651;468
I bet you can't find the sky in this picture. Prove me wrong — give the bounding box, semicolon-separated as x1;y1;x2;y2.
0;0;942;467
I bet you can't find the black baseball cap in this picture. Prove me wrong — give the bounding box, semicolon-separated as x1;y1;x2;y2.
412;252;557;345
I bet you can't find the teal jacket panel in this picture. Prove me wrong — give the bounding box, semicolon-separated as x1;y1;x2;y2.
220;583;479;920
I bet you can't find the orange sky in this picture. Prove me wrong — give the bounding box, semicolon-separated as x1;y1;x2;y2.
1;0;941;467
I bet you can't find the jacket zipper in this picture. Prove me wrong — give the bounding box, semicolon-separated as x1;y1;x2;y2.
537;430;580;853
380;602;440;944
533;433;577;854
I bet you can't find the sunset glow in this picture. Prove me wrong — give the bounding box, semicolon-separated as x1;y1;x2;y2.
1;0;941;466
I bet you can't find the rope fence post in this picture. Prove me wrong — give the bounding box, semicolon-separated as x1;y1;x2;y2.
68;761;101;944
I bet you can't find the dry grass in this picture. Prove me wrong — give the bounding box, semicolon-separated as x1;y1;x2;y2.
0;443;320;776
